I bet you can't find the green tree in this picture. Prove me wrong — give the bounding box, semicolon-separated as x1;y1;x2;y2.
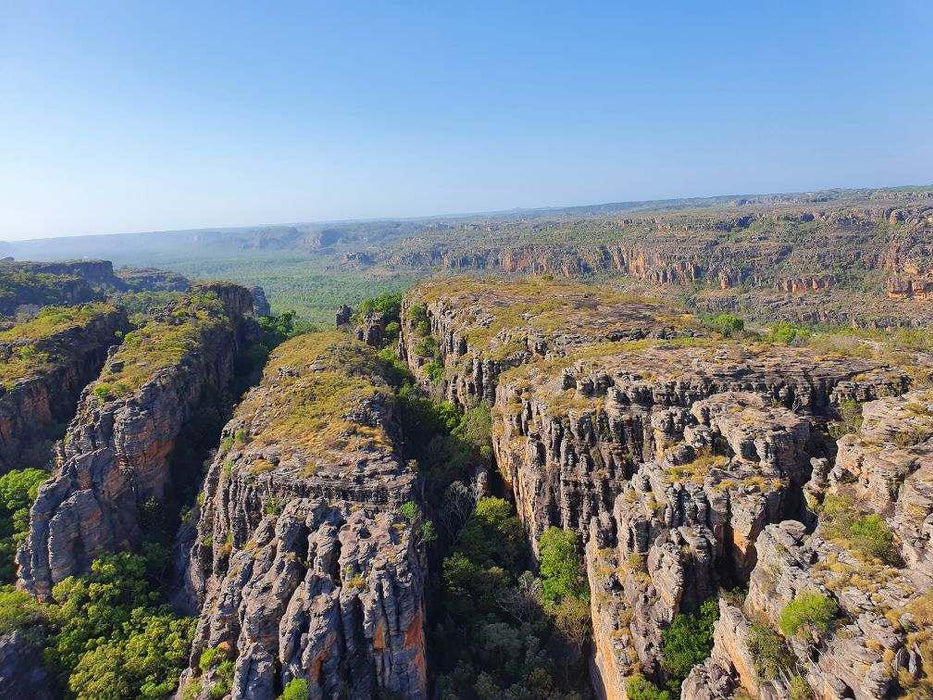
68;610;194;699
661;599;719;690
626;675;671;700
538;527;587;604
0;468;48;581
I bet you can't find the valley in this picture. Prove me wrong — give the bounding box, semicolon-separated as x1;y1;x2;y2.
0;185;931;699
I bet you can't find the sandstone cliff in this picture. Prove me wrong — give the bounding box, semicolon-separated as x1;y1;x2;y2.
17;283;260;599
683;390;933;698
399;277;931;698
0;303;128;474
179;332;426;700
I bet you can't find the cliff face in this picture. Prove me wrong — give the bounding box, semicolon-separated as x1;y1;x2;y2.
179;332;426;700
0;303;128;473
17;284;260;599
683;390;933;699
399;277;931;699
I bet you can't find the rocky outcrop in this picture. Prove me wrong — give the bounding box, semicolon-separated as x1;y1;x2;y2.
0;304;128;473
0;629;53;700
179;332;426;700
248;286;272;317
17;284;261;599
399;277;930;698
688;391;933;699
355;311;387;347
116;266;191;292
400;276;695;406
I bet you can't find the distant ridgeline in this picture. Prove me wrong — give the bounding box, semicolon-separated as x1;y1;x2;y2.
2;184;931;328
0;259;189;318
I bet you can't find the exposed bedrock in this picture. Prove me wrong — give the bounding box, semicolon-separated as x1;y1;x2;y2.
179;332;426;700
17;283;261;599
0;304;128;473
688;390;933;699
398;277;929;698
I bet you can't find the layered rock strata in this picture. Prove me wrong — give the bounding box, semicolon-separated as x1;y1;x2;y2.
400;276;698;406
180;332;426;700
17;283;260;598
400;277;930;698
0;303;128;473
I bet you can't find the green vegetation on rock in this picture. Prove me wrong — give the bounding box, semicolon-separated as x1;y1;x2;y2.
625;675;671;700
821;494;900;564
0;303;117;389
778;591;837;637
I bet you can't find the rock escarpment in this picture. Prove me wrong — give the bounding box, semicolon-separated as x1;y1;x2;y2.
180;332;426;700
0;259;193;318
0;303;128;473
686;390;933;699
399;276;932;698
400;276;696;406
17;283;261;598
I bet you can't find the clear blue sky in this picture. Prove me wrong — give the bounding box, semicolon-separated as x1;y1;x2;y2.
1;1;930;240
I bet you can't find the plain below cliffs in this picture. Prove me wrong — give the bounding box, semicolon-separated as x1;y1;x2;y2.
179;331;426;700
17;283;261;599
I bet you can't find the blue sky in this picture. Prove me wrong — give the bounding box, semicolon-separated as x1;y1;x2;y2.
1;1;930;240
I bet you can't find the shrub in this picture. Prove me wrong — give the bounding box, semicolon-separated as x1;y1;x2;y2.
409;304;430;336
0;468;48;581
828;400;863;440
789;674;812;700
779;592;837;637
747;622;793;680
93;384;114;401
0;585;46;635
821;494;899;564
626;675;671;700
662;599;719;688
768;321;811;345
425;358;444;384
849;514;897;562
415;335;438;359
708;313;744;337
280;678;310;700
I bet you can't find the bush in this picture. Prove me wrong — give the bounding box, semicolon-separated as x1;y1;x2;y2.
0;585;46;635
821;494;899;564
707;313;744;337
768;321;811;345
415;335;438;359
409;304;430;336
357;292;402;323
661;599;719;689
626;675;671;700
425;358;444;384
849;514;896;563
779;591;837;637
790;674;812;700
42;552;194;698
747;622;793;680
280;678;310;700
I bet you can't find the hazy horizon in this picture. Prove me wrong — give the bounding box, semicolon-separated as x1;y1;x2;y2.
1;179;931;244
3;1;931;241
